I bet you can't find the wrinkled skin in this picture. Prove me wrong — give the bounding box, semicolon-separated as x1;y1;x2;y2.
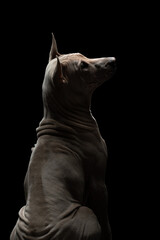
10;34;116;240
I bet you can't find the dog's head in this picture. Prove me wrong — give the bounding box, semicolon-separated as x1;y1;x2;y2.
42;34;116;119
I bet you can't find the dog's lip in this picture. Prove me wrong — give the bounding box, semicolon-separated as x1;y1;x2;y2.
106;62;117;71
105;69;116;78
96;67;116;79
88;65;116;86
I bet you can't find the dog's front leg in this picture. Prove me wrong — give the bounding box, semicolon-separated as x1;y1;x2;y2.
88;182;112;240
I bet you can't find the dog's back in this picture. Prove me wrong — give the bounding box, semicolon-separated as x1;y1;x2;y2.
10;34;116;240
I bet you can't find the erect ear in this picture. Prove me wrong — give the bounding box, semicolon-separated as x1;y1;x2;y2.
53;56;68;85
49;33;60;62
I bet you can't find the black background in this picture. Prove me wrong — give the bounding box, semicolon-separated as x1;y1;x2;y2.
2;2;152;239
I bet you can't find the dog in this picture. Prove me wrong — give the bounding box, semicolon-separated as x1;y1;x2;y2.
10;33;116;240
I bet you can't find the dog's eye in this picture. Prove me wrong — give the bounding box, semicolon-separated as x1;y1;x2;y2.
80;61;89;70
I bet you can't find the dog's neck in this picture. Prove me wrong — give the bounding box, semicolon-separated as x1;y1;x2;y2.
42;105;98;131
36;114;98;140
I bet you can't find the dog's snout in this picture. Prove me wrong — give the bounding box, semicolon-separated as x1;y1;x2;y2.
94;57;116;70
105;57;116;68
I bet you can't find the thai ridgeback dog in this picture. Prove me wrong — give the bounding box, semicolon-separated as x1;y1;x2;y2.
10;33;116;240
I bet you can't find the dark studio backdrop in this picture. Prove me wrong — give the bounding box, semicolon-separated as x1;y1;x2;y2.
3;3;149;239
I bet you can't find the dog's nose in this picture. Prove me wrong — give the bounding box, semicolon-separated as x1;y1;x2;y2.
95;57;116;69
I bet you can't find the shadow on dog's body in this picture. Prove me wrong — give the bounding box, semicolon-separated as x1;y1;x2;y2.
10;34;116;240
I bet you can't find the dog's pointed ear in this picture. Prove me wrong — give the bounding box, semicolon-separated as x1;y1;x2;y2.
53;56;68;85
49;33;60;62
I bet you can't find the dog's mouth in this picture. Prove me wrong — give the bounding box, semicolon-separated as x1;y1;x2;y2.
89;65;116;92
97;66;116;82
96;59;116;79
105;60;117;73
104;67;116;79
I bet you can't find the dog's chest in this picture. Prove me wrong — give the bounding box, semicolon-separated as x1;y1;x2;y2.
77;130;108;172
